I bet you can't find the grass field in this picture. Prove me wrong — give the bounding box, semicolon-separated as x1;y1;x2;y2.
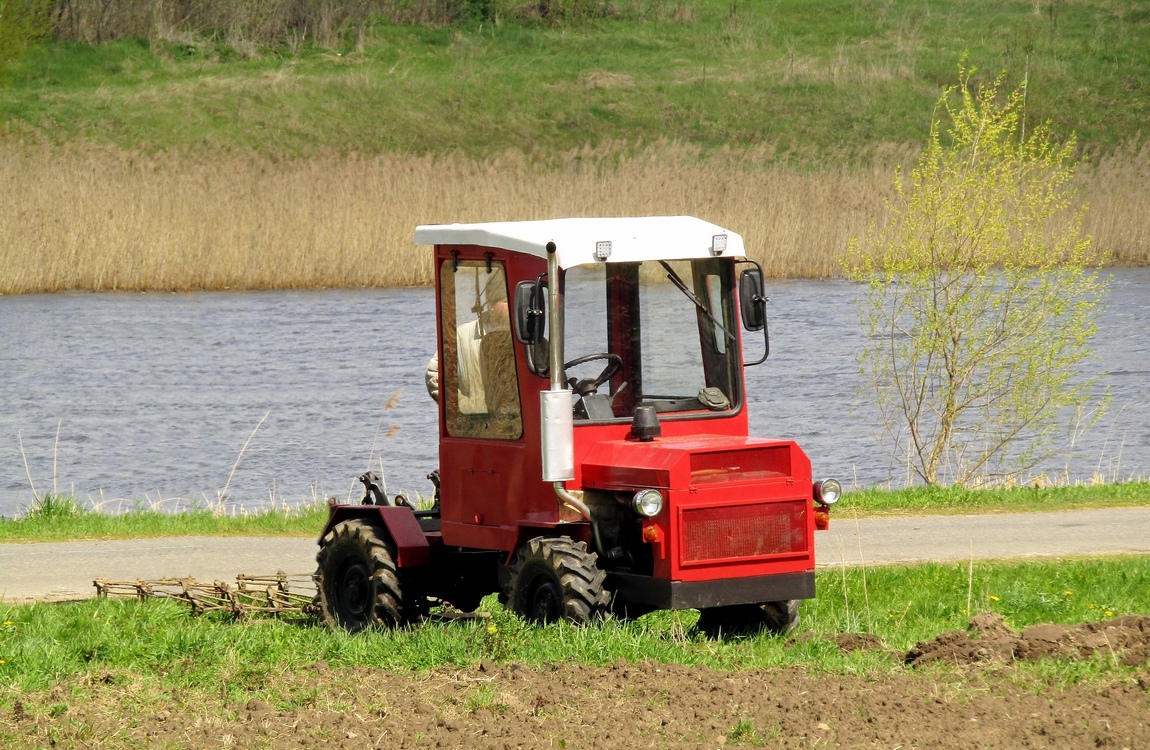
2;482;1147;543
3;1;1148;157
1;0;1148;293
1;555;1147;694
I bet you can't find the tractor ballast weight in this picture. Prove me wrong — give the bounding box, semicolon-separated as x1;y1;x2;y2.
316;216;840;633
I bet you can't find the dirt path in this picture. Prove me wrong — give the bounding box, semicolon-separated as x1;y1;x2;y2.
2;507;1148;603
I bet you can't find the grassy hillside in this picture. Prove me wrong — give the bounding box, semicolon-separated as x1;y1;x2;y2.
2;0;1147;158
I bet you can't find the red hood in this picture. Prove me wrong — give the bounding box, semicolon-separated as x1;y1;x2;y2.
578;434;811;492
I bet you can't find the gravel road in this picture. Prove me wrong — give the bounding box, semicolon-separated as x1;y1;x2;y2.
2;507;1148;603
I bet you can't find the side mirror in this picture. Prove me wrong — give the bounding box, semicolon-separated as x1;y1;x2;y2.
739;266;769;366
514;280;541;344
514;278;550;377
739;268;766;331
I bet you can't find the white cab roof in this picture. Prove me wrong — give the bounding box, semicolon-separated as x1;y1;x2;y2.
414;216;745;269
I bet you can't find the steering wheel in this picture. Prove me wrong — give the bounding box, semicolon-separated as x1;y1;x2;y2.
563;353;622;397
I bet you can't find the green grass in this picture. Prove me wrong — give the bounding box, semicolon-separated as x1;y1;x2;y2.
2;0;1147;159
17;491;83;521
0;503;329;543
842;480;1150;516
0;556;1145;695
2;482;1146;542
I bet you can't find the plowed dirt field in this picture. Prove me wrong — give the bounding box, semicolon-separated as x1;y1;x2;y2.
5;616;1148;749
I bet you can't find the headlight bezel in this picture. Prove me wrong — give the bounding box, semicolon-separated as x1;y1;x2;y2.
631;488;664;518
813;478;842;506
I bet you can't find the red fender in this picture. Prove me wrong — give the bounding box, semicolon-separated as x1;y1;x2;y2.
318;505;430;568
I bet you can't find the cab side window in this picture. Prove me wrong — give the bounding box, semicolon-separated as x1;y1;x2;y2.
440;260;523;440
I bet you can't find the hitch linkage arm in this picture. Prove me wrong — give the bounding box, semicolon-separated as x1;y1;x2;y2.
358;471;410;508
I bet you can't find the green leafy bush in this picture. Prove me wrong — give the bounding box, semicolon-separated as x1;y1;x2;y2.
847;66;1110;487
0;0;53;78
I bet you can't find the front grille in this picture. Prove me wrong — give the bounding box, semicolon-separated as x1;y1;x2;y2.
681;501;807;564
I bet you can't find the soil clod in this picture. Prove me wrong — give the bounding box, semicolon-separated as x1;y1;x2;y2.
906;613;1150;667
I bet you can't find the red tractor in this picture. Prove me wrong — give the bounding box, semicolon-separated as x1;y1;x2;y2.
315;216;840;633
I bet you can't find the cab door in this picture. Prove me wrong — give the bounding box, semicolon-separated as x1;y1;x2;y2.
434;248;549;552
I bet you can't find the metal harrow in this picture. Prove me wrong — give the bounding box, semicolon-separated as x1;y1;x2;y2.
93;572;319;619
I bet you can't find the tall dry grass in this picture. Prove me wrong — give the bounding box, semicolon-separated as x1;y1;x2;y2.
1;141;1146;294
1076;141;1150;266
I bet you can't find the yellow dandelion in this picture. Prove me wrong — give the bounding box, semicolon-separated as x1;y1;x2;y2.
1105;611;1113;617
987;595;1000;602
1088;603;1095;609
2;621;11;626
1063;591;1073;596
487;626;498;633
0;659;5;664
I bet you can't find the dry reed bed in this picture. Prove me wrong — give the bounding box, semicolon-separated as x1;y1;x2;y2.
1;142;1147;294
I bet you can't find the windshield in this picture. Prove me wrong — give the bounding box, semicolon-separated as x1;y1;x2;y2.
563;259;740;421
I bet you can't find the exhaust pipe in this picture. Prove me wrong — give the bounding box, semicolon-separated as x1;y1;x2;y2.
538;241;604;555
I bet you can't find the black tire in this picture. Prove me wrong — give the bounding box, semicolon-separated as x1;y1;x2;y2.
506;536;610;625
315;519;405;632
696;599;800;638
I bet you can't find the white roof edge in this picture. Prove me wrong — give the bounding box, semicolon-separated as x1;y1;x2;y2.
414;216;746;268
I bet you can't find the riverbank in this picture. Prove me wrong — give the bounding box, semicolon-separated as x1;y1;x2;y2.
0;141;1146;293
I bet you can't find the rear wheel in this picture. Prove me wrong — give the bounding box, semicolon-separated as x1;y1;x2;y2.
696;599;800;637
316;519;405;631
507;537;610;625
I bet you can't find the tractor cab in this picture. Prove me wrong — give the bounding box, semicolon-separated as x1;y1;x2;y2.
315;217;840;633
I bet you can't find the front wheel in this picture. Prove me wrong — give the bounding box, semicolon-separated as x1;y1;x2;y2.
696;600;800;637
315;519;406;631
506;536;610;625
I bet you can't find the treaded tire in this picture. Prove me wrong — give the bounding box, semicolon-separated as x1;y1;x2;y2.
315;519;405;632
696;599;801;638
506;536;610;625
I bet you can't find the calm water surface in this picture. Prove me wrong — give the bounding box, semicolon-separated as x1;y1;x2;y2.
2;271;1147;518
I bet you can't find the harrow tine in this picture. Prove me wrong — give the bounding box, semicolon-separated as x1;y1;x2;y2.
93;572;317;619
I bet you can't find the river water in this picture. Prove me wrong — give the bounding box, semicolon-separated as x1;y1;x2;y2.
2;271;1147;518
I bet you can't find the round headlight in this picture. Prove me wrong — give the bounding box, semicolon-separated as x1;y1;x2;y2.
631;489;664;518
814;478;842;506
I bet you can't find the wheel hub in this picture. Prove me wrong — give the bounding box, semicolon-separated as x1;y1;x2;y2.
528;576;563;623
339;562;371;619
